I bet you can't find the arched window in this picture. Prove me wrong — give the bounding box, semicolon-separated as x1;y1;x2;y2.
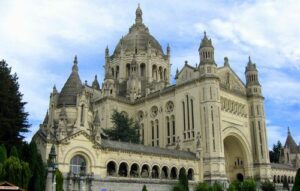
70;155;86;174
187;168;194;180
80;104;84;125
116;66;119;78
161;166;168;179
118;162;128;177
140;63;146;77
170;167;177;179
152;165;159;178
141;164;150;178
130;163;139;177
107;161;117;176
126;64;130;78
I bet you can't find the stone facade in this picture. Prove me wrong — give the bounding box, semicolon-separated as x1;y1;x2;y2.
33;5;296;191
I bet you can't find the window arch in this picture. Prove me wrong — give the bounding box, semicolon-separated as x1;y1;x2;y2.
140;63;146;77
187;168;194;180
118;162;128;177
170;167;177;179
70;155;86;174
130;163;139;177
107;161;117;176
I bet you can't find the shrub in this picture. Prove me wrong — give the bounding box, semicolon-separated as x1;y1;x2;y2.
142;185;148;191
292;168;300;191
195;182;210;191
260;180;275;191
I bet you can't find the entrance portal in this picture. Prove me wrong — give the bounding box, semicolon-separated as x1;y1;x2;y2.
224;135;248;182
237;173;244;182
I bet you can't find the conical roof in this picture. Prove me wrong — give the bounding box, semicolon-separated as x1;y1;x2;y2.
199;31;213;49
284;127;299;153
112;5;164;57
57;56;82;106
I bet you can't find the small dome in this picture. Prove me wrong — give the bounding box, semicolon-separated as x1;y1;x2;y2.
199;31;213;49
57;56;82;107
112;5;164;57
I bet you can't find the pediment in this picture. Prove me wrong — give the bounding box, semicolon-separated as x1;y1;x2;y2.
218;67;246;94
176;64;197;83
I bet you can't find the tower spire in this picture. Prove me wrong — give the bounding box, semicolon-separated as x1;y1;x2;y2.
135;4;143;24
72;55;78;72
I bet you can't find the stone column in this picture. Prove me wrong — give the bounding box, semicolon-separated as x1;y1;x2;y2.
79;175;86;191
46;167;55;191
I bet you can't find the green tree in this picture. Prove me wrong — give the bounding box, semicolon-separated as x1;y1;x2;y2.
27;142;46;191
195;182;210;191
103;110;140;143
0;144;7;163
55;169;64;191
0;156;32;190
210;182;223;191
0;60;30;149
283;176;290;191
142;185;148;191
10;146;19;158
269;141;282;163
292;168;300;191
261;180;275;191
179;168;189;191
240;179;256;191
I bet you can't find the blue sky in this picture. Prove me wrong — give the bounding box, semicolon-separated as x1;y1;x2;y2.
0;0;299;148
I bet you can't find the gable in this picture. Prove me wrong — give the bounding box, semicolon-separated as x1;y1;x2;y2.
218;67;246;95
176;64;197;84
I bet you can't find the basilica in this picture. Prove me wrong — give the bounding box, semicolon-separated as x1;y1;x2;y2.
33;5;296;191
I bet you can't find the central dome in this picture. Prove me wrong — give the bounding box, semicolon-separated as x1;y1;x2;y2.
112;5;164;57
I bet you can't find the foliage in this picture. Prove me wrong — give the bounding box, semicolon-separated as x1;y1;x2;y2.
260;180;275;191
55;169;64;191
142;184;148;191
27;142;46;191
173;183;186;191
0;156;32;190
179;168;189;191
0;60;30;149
292;168;300;191
269;141;282;163
0;144;7;163
10;146;19;158
283;176;289;190
210;182;223;191
195;182;210;191
228;179;256;191
103;110;140;143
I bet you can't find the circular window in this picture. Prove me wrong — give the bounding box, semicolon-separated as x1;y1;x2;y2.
166;101;174;113
150;106;158;118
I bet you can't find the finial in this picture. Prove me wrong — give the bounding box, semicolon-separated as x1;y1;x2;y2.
72;55;78;72
167;43;170;55
135;3;143;24
176;68;179;74
95;74;97;80
204;31;207;37
85;80;87;85
105;46;109;56
248;56;252;65
185;60;188;65
52;85;57;94
288;127;291;135
224;57;229;66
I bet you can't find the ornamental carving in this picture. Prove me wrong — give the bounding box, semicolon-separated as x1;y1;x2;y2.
165;101;174;113
150;106;158;118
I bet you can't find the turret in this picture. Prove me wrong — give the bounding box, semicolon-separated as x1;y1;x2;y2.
197;32;225;184
135;4;143;25
246;56;271;180
92;75;100;90
127;54;141;101
245;56;262;96
198;32;217;76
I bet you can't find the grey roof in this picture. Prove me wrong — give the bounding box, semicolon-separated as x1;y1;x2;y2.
101;139;197;160
284;128;299;153
271;163;295;170
57;57;82;107
199;31;213;49
112;6;164;57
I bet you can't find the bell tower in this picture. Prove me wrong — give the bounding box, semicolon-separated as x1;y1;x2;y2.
198;32;226;184
245;57;271;181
